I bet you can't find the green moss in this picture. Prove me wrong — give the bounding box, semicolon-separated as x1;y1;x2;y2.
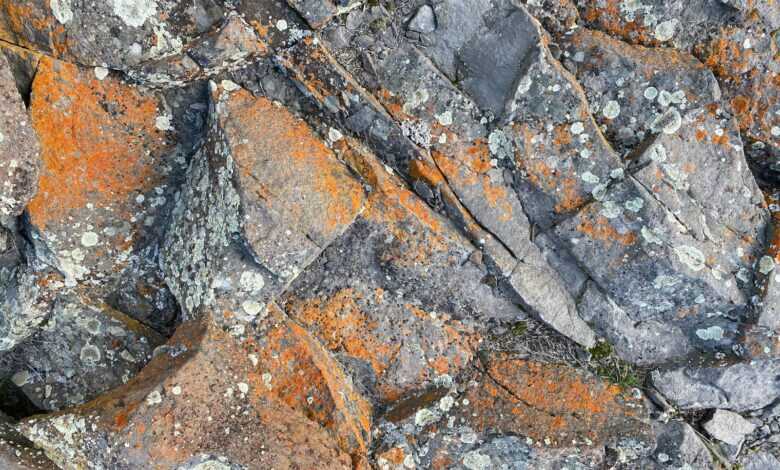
510;321;527;336
589;341;642;388
589;341;612;360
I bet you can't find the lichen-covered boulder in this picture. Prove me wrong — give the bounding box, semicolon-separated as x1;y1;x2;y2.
19;314;355;469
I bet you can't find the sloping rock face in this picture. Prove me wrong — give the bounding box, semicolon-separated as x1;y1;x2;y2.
0;0;778;468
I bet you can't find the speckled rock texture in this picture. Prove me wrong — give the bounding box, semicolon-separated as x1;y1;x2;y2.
0;0;778;468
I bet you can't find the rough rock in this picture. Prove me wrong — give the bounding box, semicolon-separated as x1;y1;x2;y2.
651;359;780;412
287;0;338;29
0;0;226;72
0;411;56;469
8;294;164;411
741;451;780;470
284;147;518;403
161;83;364;317
372;351;654;469
704;409;757;446
27;56;179;303
0;51;39;217
18;315;354;469
643;420;715;469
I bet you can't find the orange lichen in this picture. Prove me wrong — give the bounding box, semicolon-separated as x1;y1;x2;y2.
576;214;637;246
224;91;364;236
461;356;645;446
27;57;169;231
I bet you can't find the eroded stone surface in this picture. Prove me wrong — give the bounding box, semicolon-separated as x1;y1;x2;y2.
19;315;354;469
0;52;39;217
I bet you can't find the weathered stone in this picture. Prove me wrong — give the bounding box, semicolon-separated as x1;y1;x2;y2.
0;411;56;469
651;359;780;412
19;315;354;469
287;0;338;29
163;82;364;319
551;110;768;366
642;420;715;469
461;353;651;449
9;294;164;411
0;51;39;217
562;27;721;155
741;451;780;470
0;263;60;354
283;147;523;403
407;5;436;34
0;0;225;72
575;0;780;185
28;56;178;297
373;352;653;469
704;409;757;446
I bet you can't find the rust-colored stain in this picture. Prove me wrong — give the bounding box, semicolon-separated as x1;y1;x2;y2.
223;90;364;235
27;57;169;231
576;213;637;246
461;356;645;447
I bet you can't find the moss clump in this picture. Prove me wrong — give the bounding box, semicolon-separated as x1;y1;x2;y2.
589;341;642;388
589;341;612;361
510;321;527;336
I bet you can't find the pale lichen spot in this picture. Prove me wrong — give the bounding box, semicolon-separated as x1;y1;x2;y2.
462;450;492;470
435;110;453;126
674;245;706;272
571;121;585;135
241;300;263;317
695;325;724;341
624;197;644;212
602;100;621;120
79;344;101;364
237;382;249;394
11;370;30;386
239;271;265;292
155;115;172;131
414;408;438;427
601;200;622;219
654;19;678;42
581;171;600;184
262;372;273;390
276;19;288;31
50;0;74;24
93;67;109;81
171;385;182;395
146;389;163;406
641;226;663;245
771;126;780;137
644;87;658;101
759;255;775;275
328;127;343;142
80;231;99;247
438;395;455;412
111;0;157;28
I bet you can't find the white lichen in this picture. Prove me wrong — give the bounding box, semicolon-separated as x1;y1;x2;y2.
50;0;74;24
111;0;157;28
602;100;621;119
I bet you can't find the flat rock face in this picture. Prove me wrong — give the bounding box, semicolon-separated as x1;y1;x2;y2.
1;0;780;467
0;52;39;217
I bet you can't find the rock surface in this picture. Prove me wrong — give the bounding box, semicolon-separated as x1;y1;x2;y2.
0;0;777;468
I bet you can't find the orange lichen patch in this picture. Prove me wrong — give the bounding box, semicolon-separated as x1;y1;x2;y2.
286;289;400;383
377;447;406;466
409;158;445;187
701;32;751;84
0;2;59;51
31;316;353;469
461;356;647;447
246;304;372;461
285;288;475;404
27;57;170;231
222;90;364;236
580;1;658;46
576;211;637;246
556;176;589;214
